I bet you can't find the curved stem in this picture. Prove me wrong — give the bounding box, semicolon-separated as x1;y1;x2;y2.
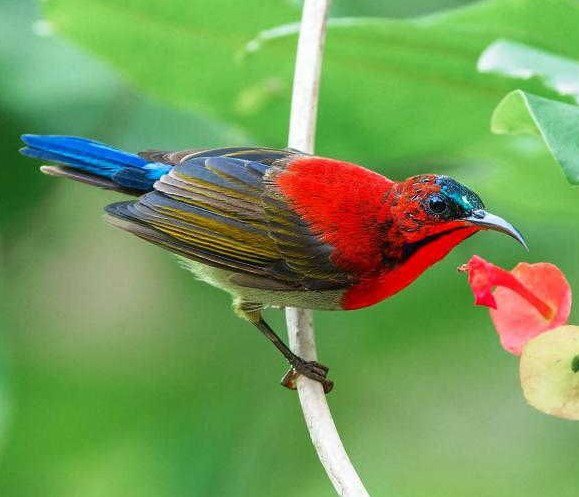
285;1;370;496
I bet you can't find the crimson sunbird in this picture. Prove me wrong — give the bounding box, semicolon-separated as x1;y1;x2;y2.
20;135;526;392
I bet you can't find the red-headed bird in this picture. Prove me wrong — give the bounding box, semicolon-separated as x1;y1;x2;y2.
20;135;526;392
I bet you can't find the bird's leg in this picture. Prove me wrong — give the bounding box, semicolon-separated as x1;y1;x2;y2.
255;318;334;394
236;302;334;393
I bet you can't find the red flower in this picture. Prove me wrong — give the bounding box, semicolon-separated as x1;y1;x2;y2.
459;255;572;355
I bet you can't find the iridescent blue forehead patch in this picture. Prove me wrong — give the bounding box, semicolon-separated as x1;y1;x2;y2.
436;176;484;213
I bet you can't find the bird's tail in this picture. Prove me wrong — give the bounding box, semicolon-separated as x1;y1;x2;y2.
20;134;171;194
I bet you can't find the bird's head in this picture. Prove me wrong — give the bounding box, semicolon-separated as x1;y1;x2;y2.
382;174;526;258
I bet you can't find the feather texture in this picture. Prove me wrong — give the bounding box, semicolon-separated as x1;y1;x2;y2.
20;135;171;194
105;150;353;291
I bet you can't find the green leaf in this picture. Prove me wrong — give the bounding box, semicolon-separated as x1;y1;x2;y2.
0;0;244;239
43;0;579;163
491;90;579;184
478;40;579;102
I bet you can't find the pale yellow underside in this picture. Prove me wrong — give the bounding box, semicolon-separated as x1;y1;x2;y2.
178;257;344;311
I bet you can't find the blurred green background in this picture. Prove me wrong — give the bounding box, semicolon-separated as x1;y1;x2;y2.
1;0;578;496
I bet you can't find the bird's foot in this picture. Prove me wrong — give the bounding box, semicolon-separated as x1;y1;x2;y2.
281;358;334;394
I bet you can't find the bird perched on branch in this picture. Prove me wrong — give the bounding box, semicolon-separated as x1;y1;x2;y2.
20;135;526;392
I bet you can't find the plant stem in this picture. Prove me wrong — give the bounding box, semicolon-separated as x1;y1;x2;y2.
285;1;370;495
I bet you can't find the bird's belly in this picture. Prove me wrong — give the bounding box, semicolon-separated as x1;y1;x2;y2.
178;258;345;311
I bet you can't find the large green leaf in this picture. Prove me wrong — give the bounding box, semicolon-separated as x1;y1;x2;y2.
0;0;244;240
43;0;579;163
491;90;579;184
478;40;579;102
477;39;579;185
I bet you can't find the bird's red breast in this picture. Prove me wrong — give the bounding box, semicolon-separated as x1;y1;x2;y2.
274;156;393;275
274;157;478;311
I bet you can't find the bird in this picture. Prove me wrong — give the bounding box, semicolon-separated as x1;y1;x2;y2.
20;134;526;393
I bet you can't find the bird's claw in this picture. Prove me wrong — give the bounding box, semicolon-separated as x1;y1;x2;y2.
281;359;334;394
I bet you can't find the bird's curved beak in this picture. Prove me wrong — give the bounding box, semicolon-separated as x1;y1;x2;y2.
465;210;528;250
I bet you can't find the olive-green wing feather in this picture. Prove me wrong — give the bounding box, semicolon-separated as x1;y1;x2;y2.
105;151;352;290
138;146;304;167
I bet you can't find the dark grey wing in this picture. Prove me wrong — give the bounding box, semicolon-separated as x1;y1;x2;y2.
139;146;306;167
105;153;352;290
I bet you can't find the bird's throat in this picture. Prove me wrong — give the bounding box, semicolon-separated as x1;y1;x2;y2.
342;226;478;310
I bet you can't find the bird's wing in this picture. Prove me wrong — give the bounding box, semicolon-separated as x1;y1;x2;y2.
105;151;353;291
138;147;304;166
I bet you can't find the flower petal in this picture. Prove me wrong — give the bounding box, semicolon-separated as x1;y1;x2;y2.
459;255;499;309
460;256;572;355
491;262;571;355
520;325;579;420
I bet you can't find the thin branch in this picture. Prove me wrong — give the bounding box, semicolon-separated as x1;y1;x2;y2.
285;1;371;496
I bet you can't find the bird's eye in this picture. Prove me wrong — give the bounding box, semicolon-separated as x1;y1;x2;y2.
427;195;449;215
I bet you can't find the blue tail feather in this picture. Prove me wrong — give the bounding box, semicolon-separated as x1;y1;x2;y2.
20;134;171;192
